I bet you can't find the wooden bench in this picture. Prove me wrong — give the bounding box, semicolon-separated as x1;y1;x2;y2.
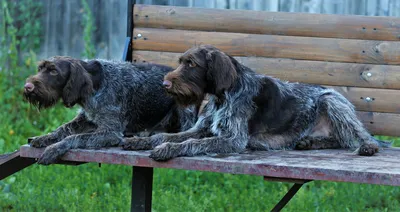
3;1;400;211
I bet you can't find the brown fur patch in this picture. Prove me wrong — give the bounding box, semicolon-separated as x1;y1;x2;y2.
163;45;237;106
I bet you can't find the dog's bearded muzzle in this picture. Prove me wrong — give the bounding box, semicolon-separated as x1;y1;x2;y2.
23;79;58;109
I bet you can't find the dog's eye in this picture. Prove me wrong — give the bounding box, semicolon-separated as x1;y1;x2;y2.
49;70;58;76
188;61;196;68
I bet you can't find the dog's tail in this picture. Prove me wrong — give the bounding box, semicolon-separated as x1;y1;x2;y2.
316;89;378;149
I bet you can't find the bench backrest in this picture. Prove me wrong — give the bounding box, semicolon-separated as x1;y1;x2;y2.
130;4;400;137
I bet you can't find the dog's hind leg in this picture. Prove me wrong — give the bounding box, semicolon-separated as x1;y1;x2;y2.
247;133;298;150
317;91;390;156
295;136;341;150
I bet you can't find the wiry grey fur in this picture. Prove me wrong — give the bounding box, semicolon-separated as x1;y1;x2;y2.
122;45;391;161
24;57;198;165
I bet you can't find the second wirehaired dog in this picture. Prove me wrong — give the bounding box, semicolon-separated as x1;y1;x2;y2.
122;45;391;161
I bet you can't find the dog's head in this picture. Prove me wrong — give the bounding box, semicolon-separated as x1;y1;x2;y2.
23;56;102;109
163;45;237;106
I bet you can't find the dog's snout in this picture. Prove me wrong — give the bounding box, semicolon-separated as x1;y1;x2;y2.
24;82;35;92
163;80;172;89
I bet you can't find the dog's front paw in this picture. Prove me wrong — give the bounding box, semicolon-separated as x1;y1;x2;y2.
295;138;312;150
358;143;379;156
37;145;62;165
149;143;179;161
121;136;152;150
29;134;58;148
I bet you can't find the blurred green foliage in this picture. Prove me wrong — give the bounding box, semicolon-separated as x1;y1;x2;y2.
0;0;77;153
1;0;399;211
82;0;96;58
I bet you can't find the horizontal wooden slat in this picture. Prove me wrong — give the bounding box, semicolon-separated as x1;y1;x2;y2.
133;51;400;90
357;112;400;136
19;145;400;186
134;4;400;41
328;87;400;114
133;28;400;65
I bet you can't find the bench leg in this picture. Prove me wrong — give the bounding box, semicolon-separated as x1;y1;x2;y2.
0;151;36;180
131;166;153;212
271;182;307;212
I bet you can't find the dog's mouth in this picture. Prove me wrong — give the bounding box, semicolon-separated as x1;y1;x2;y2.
23;88;58;110
166;88;203;107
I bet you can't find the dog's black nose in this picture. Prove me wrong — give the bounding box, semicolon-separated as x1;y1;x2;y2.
24;82;34;92
163;80;172;89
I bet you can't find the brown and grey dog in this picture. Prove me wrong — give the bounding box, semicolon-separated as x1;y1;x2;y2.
121;45;391;161
24;56;199;165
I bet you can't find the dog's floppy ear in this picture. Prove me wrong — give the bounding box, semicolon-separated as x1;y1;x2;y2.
62;60;94;107
80;60;103;90
205;50;237;95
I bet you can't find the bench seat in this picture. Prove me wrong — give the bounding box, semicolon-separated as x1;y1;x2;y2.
19;145;400;186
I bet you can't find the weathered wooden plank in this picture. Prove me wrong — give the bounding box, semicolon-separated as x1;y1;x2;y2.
133;28;400;65
328;86;400;114
133;51;400;90
357;111;400;136
19;145;400;186
133;4;400;41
